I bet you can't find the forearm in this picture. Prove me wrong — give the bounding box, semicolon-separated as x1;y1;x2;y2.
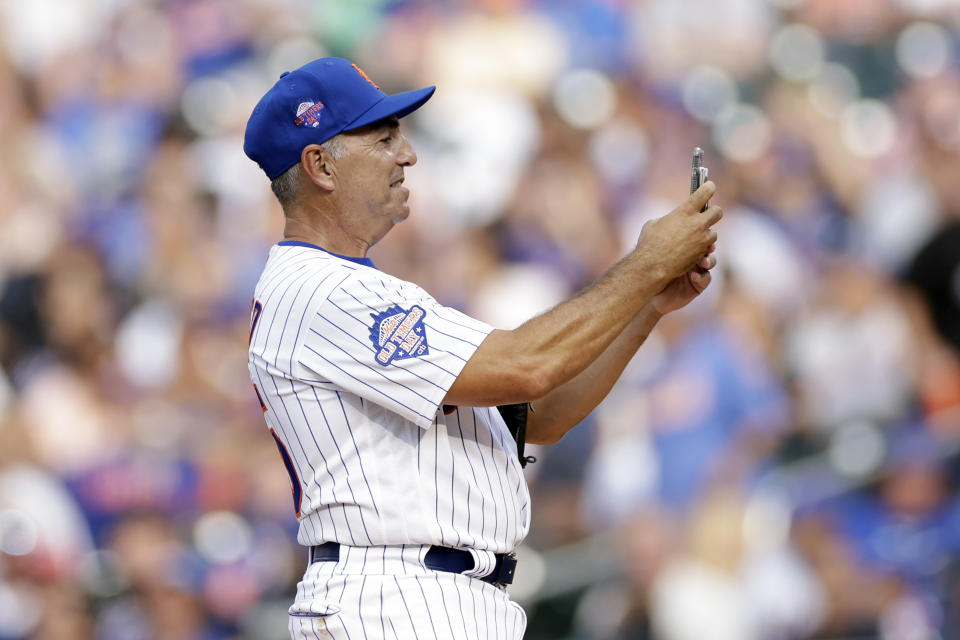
444;182;720;407
525;304;663;444
509;250;669;385
446;250;670;406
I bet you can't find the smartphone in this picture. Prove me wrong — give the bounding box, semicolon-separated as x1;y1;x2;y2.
690;147;709;212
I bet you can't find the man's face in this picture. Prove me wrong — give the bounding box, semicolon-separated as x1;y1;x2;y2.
332;117;418;245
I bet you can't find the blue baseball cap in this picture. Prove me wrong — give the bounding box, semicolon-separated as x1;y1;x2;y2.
244;57;435;180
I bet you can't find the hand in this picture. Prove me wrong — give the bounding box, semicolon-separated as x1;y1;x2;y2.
635;182;722;285
651;247;717;315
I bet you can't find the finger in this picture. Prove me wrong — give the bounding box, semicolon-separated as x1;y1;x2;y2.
688;181;716;213
698;254;717;270
706;243;716;255
701;205;723;227
688;269;712;294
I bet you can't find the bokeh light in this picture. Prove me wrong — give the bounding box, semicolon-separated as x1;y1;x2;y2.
841;99;898;158
828;421;886;479
0;510;37;556
588;119;650;187
193;511;254;565
712;103;772;162
682;66;739;124
553;69;617;130
896;21;952;79
769;24;826;82
807;62;861;117
181;76;241;137
0;583;41;638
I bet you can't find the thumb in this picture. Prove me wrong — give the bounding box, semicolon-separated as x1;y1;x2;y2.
688;181;716;213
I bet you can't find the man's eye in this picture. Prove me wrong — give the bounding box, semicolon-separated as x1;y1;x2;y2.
381;134;392;143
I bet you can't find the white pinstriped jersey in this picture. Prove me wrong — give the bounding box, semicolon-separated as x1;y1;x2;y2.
248;241;531;554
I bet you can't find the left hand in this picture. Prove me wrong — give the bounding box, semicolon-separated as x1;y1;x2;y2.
651;246;717;315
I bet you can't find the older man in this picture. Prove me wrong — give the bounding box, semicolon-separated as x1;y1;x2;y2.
243;57;720;639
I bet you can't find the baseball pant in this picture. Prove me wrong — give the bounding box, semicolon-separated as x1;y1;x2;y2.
288;544;527;640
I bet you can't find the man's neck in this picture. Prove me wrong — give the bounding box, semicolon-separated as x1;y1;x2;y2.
282;206;369;258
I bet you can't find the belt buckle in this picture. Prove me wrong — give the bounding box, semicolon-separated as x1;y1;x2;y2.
490;552;518;587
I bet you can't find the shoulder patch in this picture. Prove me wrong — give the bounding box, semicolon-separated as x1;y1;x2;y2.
369;304;429;366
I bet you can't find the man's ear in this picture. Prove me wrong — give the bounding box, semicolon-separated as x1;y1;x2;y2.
300;144;336;191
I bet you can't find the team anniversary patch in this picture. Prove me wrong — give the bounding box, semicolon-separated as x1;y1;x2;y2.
294;100;324;127
369;305;429;365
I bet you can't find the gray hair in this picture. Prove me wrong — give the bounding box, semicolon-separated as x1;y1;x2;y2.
269;135;346;210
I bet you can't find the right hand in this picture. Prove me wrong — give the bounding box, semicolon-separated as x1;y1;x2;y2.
636;181;722;283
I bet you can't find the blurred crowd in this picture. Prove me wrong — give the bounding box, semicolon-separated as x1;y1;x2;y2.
1;0;960;638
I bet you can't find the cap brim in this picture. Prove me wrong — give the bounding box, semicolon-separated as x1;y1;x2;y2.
343;86;436;132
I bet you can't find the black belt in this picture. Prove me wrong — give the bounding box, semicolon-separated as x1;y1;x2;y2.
309;542;517;586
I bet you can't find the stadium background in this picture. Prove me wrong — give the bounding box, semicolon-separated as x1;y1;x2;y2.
1;0;960;638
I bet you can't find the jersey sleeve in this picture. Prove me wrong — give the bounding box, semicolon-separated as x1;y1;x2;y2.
296;270;494;429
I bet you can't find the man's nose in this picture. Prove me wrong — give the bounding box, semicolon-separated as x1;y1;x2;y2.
397;134;417;166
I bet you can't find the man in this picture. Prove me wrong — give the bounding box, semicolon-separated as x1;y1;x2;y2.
243;57;720;639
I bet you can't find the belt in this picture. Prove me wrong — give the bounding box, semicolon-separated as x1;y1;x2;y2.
309;542;518;586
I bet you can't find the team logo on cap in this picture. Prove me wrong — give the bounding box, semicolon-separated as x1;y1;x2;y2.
294;100;324;128
351;64;381;90
369;304;429;366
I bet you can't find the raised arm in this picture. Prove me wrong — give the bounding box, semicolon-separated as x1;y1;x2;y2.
444;182;721;408
524;247;717;444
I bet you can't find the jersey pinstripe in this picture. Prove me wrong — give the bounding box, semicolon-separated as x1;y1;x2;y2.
248;242;531;554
